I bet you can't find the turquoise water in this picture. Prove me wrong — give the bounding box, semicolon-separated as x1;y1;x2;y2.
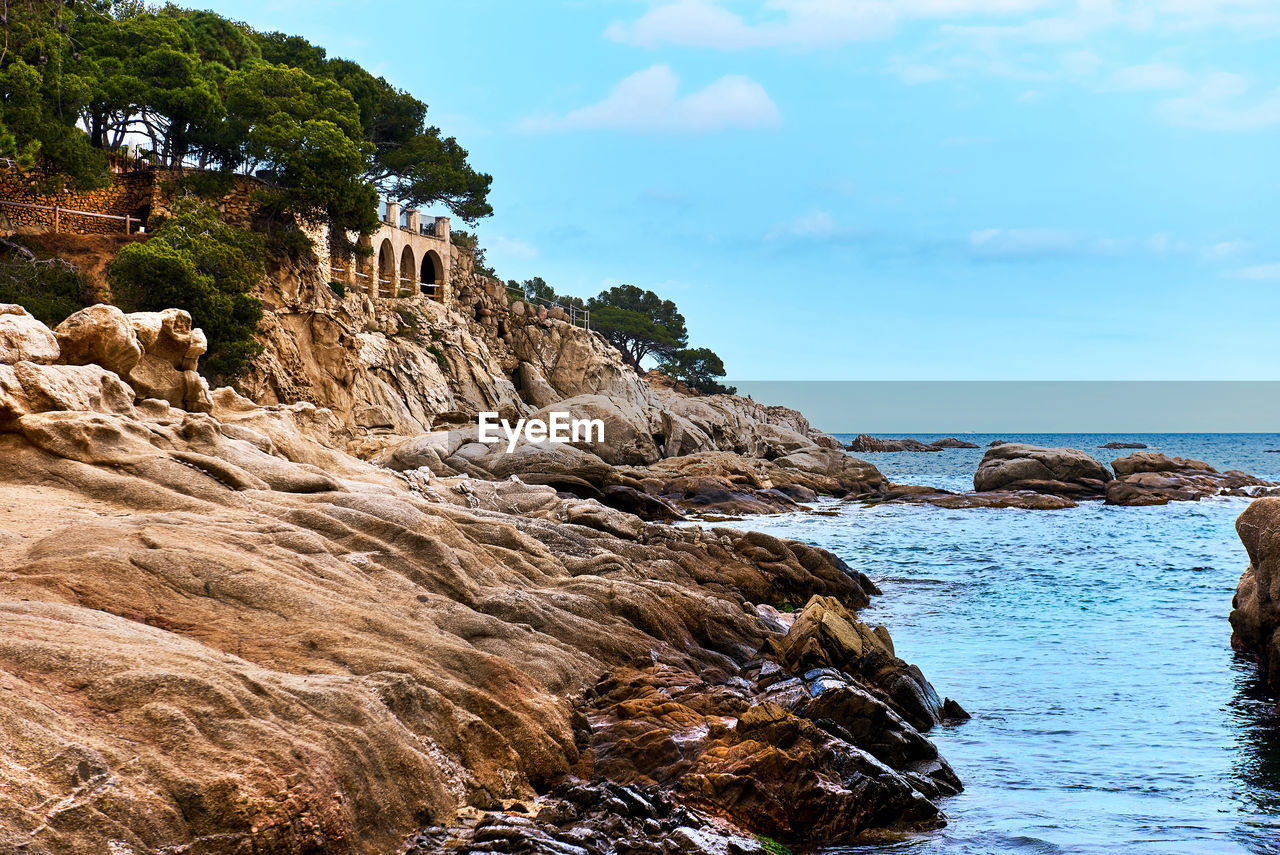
738;434;1280;855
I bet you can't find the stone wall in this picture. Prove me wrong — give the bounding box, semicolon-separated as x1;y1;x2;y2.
0;168;152;235
0;166;268;236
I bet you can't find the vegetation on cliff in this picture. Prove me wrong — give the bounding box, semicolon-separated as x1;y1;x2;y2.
0;0;491;231
107;198;264;377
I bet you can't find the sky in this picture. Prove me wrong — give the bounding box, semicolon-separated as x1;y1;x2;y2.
193;0;1280;386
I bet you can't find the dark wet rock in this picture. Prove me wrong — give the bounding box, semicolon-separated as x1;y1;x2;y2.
929;437;981;449
600;484;685;521
855;485;1077;510
988;440;1007;447
973;443;1112;498
405;781;770;854
846;434;942;453
1232;498;1280;695
1106;453;1278;505
1099;441;1148;449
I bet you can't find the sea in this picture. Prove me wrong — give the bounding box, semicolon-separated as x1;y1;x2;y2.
733;434;1280;855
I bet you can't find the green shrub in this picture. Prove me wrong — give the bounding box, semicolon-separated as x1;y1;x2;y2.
108;199;265;379
328;280;345;298
0;255;92;327
755;836;792;855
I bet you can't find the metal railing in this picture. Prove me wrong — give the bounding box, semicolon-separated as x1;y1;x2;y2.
508;286;590;330
0;199;141;234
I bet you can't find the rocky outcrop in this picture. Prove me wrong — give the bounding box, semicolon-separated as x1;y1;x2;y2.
857;485;1077;510
50;304;213;413
1106;452;1277;506
973;443;1112;498
615;449;888;517
1100;441;1148;449
0;304;60;364
1232;498;1280;694
847;434;941;453
848;435;979;452
0;308;962;854
930;437;981;449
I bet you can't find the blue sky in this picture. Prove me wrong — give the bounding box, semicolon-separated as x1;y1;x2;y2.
197;0;1280;382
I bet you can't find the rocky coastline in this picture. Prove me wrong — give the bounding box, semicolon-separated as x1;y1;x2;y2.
0;282;968;855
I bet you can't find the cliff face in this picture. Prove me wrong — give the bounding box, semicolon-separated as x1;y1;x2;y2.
1232;498;1280;692
0;250;958;854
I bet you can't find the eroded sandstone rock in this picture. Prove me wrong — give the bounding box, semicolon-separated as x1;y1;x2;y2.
0;303;59;365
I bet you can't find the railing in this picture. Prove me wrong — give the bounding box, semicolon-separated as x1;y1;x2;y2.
507;286;590;330
0;199;141;234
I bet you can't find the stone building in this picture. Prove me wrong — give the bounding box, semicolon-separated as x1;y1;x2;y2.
0;161;458;308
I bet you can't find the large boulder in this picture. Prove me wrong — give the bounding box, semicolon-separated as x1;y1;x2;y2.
54;304;143;377
1232;498;1280;694
973;443;1112;498
0;361;136;429
0;304;59;365
1106;452;1276;506
531;394;661;466
124;309;212;412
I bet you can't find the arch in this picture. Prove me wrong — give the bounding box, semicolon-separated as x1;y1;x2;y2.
354;235;374;294
399;246;415;298
420;249;443;300
377;239;395;298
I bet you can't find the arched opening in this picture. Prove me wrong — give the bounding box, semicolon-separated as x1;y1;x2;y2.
399;246;415;297
354;235;373;293
377;239;395;298
420;250;443;300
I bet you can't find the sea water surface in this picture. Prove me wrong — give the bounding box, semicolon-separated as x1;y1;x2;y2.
735;434;1280;855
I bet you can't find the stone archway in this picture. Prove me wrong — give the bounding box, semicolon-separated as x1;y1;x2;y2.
399;246;415;298
377;239;395;298
420;250;443;300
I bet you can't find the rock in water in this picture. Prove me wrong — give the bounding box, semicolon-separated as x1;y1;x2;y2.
972;443;1112;498
930;437;980;449
1106;452;1277;506
846;434;942;453
1099;441;1148;449
1232;498;1280;694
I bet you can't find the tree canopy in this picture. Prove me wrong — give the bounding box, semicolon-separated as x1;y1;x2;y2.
657;347;736;396
108;198;265;378
587;284;688;369
0;1;492;230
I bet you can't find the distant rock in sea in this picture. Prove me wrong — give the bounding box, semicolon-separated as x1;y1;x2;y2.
931;437;981;449
1099;442;1148;449
846;435;979;452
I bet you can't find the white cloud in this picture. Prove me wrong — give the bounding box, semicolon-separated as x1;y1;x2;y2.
520;65;780;134
1018;89;1044;102
1156;71;1280;131
606;0;1055;50
968;227;1078;258
766;209;840;240
489;236;538;260
1109;62;1192;91
892;62;950;84
1203;239;1250;259
1226;263;1280;280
